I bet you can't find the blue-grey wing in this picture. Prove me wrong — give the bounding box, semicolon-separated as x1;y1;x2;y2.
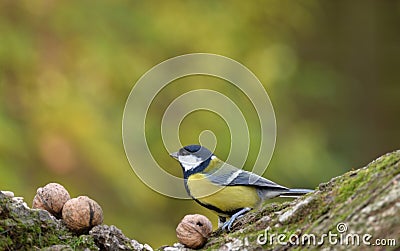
206;161;288;190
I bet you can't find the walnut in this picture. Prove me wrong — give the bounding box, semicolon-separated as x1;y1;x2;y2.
32;183;70;218
176;214;213;249
62;196;103;233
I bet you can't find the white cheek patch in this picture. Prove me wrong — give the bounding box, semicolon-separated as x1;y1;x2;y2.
179;155;203;171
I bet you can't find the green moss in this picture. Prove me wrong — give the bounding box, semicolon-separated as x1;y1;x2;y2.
333;152;400;207
367;151;400;171
67;235;97;250
0;195;98;251
335;172;367;204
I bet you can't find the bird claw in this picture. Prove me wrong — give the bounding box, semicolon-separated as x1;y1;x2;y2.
221;220;233;231
220;207;251;232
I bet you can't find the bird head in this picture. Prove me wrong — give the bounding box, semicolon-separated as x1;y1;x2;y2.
170;145;213;172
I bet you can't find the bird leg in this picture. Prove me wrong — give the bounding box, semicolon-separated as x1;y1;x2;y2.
222;207;251;231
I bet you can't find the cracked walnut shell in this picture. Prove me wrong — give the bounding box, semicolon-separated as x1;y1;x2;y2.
32;183;70;218
62;196;103;233
176;214;213;249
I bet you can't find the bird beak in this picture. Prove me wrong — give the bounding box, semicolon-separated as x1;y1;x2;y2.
170;152;179;160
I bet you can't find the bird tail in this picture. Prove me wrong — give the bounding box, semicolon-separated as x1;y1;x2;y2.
279;188;313;198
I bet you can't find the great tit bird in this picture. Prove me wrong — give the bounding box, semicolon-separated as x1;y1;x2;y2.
170;145;313;231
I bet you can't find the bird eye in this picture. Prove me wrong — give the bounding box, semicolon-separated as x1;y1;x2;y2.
179;149;188;155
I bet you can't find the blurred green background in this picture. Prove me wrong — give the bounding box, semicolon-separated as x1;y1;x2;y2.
1;1;399;247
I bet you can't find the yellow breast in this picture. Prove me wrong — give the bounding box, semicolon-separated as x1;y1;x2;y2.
187;173;260;214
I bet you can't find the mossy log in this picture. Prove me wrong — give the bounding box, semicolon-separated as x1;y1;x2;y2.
196;150;400;250
163;150;399;250
1;150;399;250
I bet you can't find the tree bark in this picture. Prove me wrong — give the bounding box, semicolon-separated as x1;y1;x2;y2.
1;150;399;250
